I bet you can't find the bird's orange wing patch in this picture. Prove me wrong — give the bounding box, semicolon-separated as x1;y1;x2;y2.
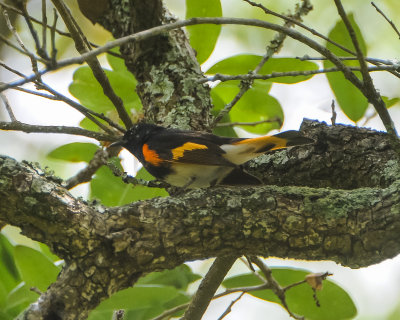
142;143;163;166
172;142;208;160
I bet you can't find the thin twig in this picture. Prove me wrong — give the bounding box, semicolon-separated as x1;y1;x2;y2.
205;65;400;83
334;0;398;139
18;1;49;60
0;1;122;59
297;55;399;65
182;256;238;320
0;93;17;121
1;63;119;132
242;0;355;57
0;33;47;63
217;292;245;320
0;16;394;109
151;282;271;320
106;161;169;189
212;0;313;127
250;257;303;320
0;60;28;78
37;82;124;134
41;0;48;59
0;121;116;141
64;148;113;189
51;0;132;129
371;2;400;39
50;9;58;66
2;8;41;77
216;118;281;127
330;100;337;125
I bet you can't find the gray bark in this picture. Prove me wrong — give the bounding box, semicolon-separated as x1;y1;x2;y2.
1;120;400;319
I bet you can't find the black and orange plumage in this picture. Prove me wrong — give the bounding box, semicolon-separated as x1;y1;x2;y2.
111;123;313;188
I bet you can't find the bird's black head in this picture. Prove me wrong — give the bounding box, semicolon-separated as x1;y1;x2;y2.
110;123;165;154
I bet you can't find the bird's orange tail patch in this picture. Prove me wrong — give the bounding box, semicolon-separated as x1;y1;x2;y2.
233;136;288;152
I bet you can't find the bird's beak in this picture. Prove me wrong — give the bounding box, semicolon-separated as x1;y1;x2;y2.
109;139;126;148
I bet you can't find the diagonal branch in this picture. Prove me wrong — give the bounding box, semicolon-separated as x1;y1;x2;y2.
211;0;313;127
371;2;400;39
182;256;238;320
334;0;398;139
50;0;132;129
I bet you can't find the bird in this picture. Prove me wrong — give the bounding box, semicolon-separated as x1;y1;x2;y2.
110;123;313;188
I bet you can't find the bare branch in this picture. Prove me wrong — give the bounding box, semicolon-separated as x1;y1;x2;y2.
151;282;271;320
41;0;48;58
0;1;122;59
212;0;312;127
0;60;28;79
217;292;245;320
0;121;115;141
334;0;398;139
64;147;122;189
106;160;169;189
0;17;381;92
51;0;132;129
205;65;400;83
0;93;17;121
2;8;41;77
371;1;400;39
251;257;303;320
182;256;238;320
36;82;124;134
216;118;281;127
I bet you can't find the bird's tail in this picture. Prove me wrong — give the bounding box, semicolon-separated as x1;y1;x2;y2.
222;131;313;165
272;130;314;148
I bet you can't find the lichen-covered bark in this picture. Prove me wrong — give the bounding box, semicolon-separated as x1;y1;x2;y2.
97;0;212;130
1;121;400;319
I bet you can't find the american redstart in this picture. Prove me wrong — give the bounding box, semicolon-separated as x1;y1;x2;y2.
110;123;313;188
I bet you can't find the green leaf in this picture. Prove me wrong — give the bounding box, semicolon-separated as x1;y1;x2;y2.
186;0;222;64
5;282;39;314
212;81;283;135
88;285;187;320
47;142;99;163
90;159;168;206
324;14;368;122
38;243;61;263
223;267;357;320
14;245;60;292
210;91;237;137
0;234;20;288
137;264;201;290
0;234;20;309
382;96;400;108
69;66;140;129
107;48;130;77
206;55;319;84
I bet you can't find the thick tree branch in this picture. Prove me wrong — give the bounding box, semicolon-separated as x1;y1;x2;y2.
1;121;400;318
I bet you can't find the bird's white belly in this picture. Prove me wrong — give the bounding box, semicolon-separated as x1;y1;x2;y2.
165;164;234;188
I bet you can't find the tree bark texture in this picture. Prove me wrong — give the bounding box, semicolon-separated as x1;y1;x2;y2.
1;120;400;319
